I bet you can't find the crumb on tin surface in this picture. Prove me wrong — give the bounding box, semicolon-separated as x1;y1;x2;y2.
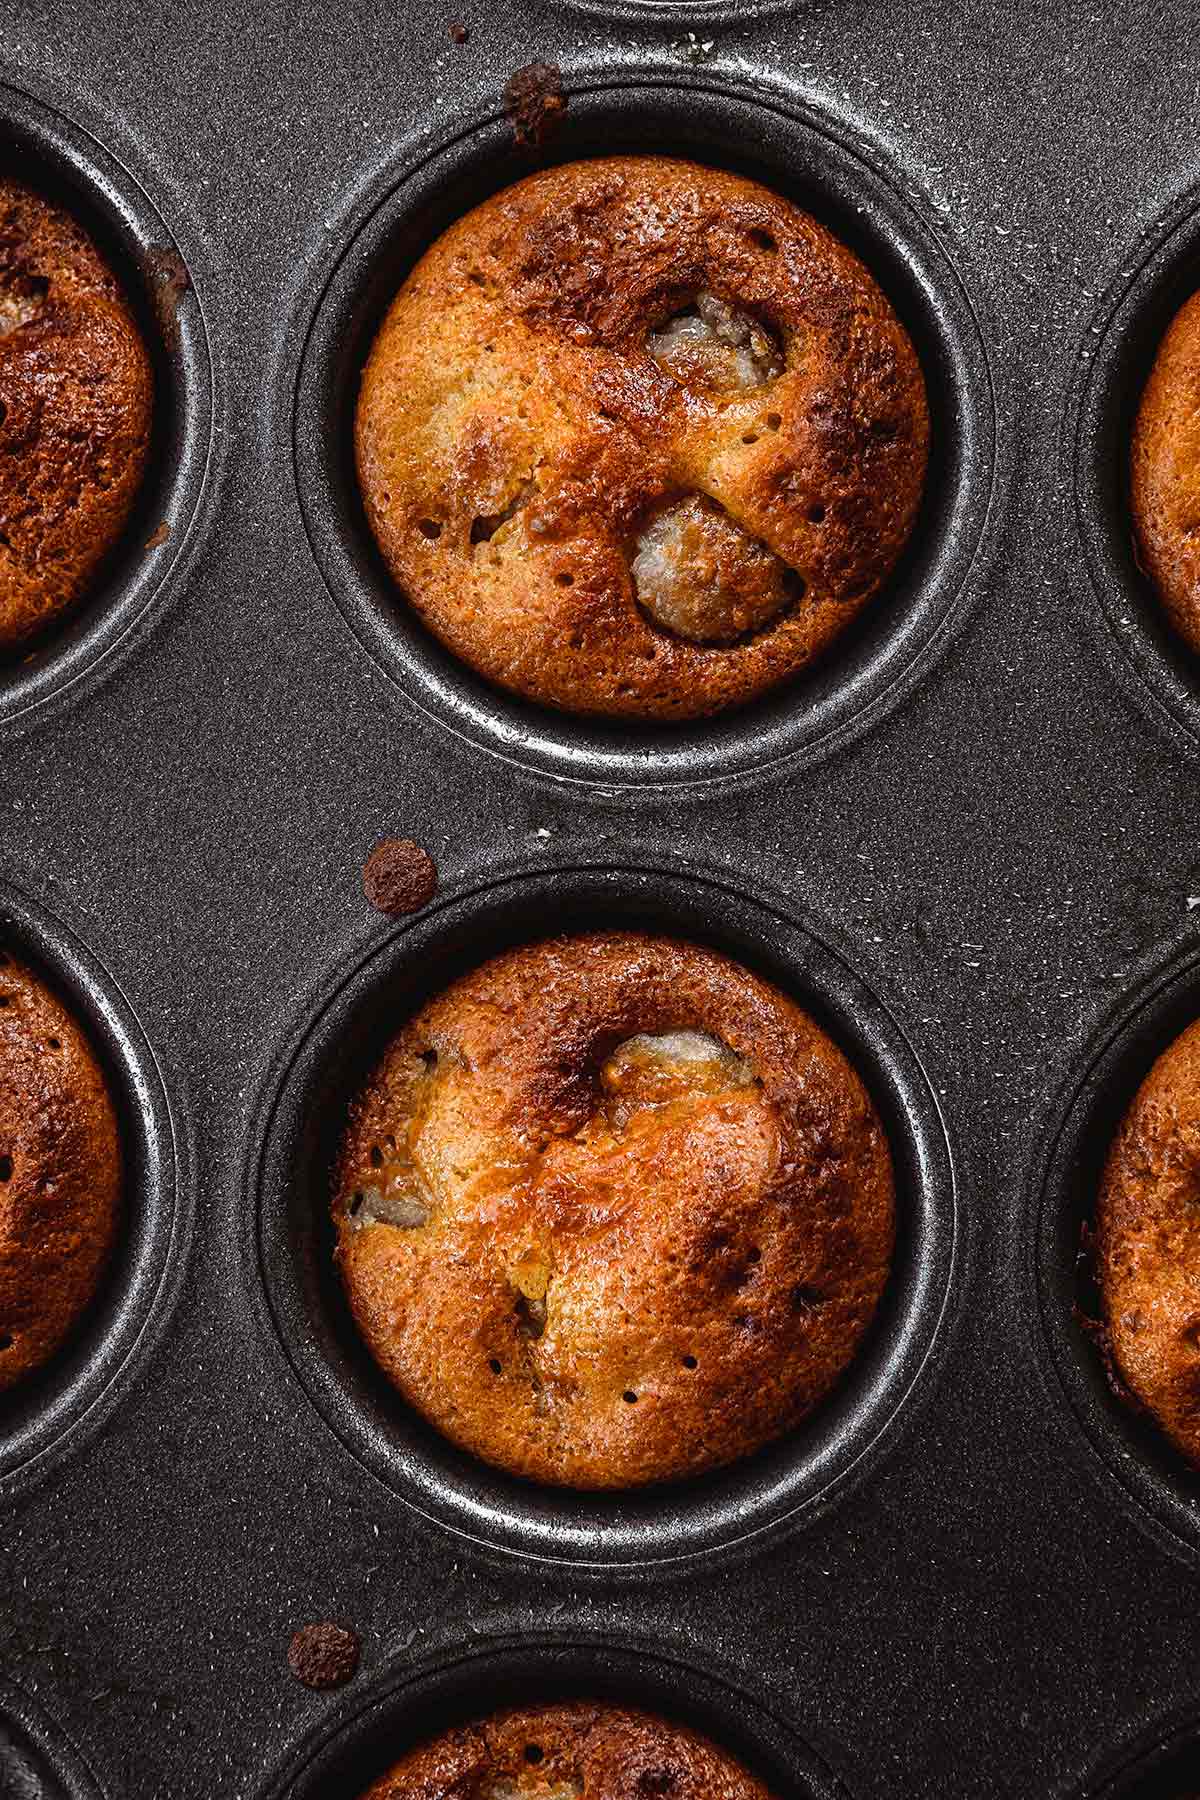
504;62;566;148
146;244;190;343
362;838;438;915
287;1622;361;1690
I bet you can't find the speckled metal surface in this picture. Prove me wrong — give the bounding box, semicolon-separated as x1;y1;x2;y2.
2;1;1200;1796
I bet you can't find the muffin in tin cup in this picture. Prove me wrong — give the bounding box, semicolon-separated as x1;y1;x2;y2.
355;156;928;723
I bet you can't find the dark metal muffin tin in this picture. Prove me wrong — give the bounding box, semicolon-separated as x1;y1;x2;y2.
4;1;1200;1795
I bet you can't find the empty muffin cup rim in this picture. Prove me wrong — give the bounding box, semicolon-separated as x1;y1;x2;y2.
0;1671;105;1800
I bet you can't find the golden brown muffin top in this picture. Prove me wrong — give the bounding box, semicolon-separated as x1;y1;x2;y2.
1131;288;1200;656
361;1701;777;1800
0;178;153;654
333;931;894;1488
356;156;928;720
1097;1015;1200;1464
0;948;121;1389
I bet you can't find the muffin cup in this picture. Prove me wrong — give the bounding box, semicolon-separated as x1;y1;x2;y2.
1077;1707;1200;1798
256;1627;853;1800
246;857;956;1573
1027;918;1200;1567
0;80;212;731
0;880;182;1488
1070;174;1200;756
291;68;996;795
0;1670;105;1800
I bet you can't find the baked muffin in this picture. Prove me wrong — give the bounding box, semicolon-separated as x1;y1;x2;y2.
356;156;929;719
361;1701;777;1800
0;178;153;653
1130;289;1200;654
333;931;894;1488
1097;1016;1200;1464
0;948;120;1388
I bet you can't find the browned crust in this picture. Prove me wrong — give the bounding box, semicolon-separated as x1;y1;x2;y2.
333;930;895;1489
0;948;121;1388
0;178;153;653
355;155;929;720
361;1701;777;1800
1097;1015;1200;1464
1131;288;1200;653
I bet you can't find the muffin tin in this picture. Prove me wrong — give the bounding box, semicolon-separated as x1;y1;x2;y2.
293;77;995;790
4;1;1200;1796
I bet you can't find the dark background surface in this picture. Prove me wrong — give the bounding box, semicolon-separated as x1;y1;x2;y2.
2;0;1200;1794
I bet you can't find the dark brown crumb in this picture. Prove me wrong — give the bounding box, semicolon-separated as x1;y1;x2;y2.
146;245;191;343
504;62;567;149
362;838;438;915
287;1622;361;1690
144;521;171;551
449;20;469;41
1073;1303;1144;1412
1130;525;1150;581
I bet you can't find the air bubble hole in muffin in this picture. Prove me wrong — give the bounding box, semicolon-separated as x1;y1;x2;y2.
470;482;537;552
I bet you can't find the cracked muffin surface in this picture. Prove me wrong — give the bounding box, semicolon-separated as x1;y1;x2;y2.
0;178;153;653
0;949;121;1389
355;155;929;719
361;1701;777;1800
1098;1016;1200;1466
333;930;894;1489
